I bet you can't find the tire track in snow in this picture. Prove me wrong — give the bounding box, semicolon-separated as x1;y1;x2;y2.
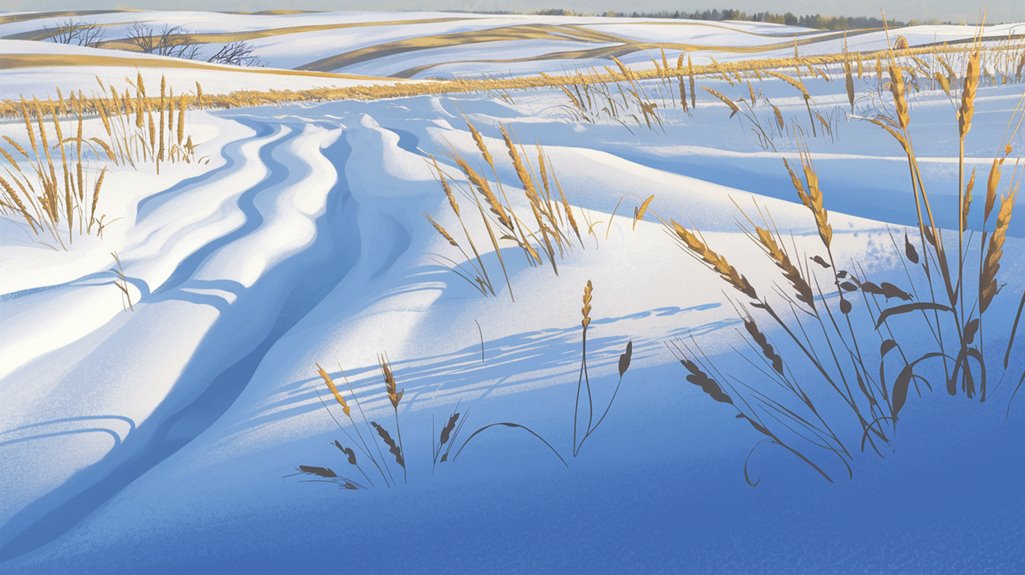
0;116;361;561
0;121;275;304
0;121;291;392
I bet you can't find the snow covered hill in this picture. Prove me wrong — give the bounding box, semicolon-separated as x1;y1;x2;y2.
1;10;1023;97
2;9;1025;574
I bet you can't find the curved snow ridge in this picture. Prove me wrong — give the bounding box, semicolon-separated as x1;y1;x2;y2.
0;113;353;559
0;120;278;382
164;113;451;452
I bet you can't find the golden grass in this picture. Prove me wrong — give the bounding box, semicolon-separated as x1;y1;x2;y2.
372;25;892;78
90;74;198;168
800;151;833;248
380;354;404;409
843;36;855;112
702;86;740;117
0;96;107;248
427;119;591;300
297;23;628;72
981;188;1016;313
889;64;911;130
765;69;819;135
0;53;397;86
581;279;593;329
670;221;758;300
754;226;814;308
302;340;584;488
632;194;654;230
296;44;1020;483
2;44;1021;120
568;280;636;457
0;74;201;247
609;18;837;38
666;40;1025;480
316;363;350;417
500;124;559;272
371;354;407;483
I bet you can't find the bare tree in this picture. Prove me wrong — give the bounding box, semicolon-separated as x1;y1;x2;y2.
124;23;200;60
45;19;106;47
207;41;264;67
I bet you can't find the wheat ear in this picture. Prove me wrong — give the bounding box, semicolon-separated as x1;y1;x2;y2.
671;220;758;300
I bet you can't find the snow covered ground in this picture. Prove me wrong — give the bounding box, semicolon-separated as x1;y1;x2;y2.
2;9;1025;574
2;10;1024;97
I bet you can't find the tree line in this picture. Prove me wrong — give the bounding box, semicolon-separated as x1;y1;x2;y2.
534;8;958;30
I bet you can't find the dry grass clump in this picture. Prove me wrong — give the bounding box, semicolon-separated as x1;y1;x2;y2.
299;353;567;489
300;283;638;489
547;38;1024;155
549;65;664;133
92;74;199;170
0;96;110;248
671;339;833;484
0;75;201;248
764;70;819;134
110;250;134;311
453;281;633;464
560;54;841;148
425;119;590;300
298;361;405;488
5;42;1021;119
668;46;1025;481
569;280;634;457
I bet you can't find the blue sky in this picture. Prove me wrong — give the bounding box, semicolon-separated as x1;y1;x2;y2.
0;1;1017;24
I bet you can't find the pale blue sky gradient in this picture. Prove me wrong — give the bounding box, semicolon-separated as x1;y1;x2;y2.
0;1;1017;24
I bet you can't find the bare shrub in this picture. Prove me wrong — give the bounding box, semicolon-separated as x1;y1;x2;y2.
207;42;264;67
45;19;105;47
124;23;200;60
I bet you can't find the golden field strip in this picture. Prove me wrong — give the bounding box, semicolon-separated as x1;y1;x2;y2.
3;12;1019;79
0;53;403;82
5;16;478;44
2;12;854;46
4;18;855;74
300;25;880;74
0;13;945;75
295;23;628;72
0;42;1021;117
387;28;886;78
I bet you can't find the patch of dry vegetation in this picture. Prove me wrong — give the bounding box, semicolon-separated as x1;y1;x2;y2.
0;74;199;248
3;43;1022;119
426;119;590;300
668;38;1025;482
299;281;634;489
